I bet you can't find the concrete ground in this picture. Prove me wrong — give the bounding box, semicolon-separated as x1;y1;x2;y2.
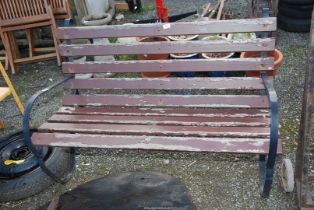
0;0;309;209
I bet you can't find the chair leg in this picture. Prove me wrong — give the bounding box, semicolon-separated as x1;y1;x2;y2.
4;52;8;70
47;6;62;66
26;29;35;58
1;32;16;74
8;32;20;59
0;120;4;129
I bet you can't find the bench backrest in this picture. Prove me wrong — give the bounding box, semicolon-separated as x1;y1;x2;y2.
57;18;276;108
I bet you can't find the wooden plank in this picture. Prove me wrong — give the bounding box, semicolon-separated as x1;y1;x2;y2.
14;53;57;64
59;38;275;56
62;58;274;74
48;114;270;127
0;14;50;26
57;17;277;39
115;2;129;10
32;132;282;154
0;87;11;101
57;107;270;118
38;122;270;138
63;94;270;108
64;77;266;90
34;47;55;53
1;20;52;32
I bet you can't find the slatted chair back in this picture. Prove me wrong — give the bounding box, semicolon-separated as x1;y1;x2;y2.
58;18;276;95
48;0;72;19
0;0;50;27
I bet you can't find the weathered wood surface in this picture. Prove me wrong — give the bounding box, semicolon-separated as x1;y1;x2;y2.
57;107;270;118
48;114;270;127
59;38;275;56
32;133;282;154
57;18;277;39
63;94;270;108
64;77;266;90
62;58;274;73
38;122;270;137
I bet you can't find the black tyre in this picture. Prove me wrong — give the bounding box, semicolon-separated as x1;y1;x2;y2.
278;13;311;32
279;0;314;5
0;130;75;202
278;2;313;19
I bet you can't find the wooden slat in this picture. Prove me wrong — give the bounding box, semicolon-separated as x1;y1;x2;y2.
115;2;129;10
48;114;270;127
62;58;274;74
63;94;270;108
59;38;275;56
14;53;57;64
64;77;266;90
57;18;277;39
0;14;50;26
38;122;270;138
57;107;270;118
32;133;282;154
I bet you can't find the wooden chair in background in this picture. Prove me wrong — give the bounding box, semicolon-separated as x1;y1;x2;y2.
0;0;61;74
48;0;72;20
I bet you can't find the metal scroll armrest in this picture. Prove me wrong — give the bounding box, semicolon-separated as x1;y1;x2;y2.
261;75;279;196
22;75;74;184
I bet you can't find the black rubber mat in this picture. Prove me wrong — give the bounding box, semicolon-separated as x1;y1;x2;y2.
40;171;196;210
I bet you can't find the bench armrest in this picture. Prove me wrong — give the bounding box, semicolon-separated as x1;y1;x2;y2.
22;75;73;183
262;76;279;166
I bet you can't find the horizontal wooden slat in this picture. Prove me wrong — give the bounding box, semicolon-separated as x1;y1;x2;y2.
62;94;270;108
48;114;270;127
14;53;57;64
59;38;275;56
32;133;283;154
64;77;266;90
38;123;270;138
0;15;50;27
62;58;274;73
57;107;270;118
57;18;277;39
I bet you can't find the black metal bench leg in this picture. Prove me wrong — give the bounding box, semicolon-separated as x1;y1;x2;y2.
259;155;266;192
260;76;279;198
259;154;277;197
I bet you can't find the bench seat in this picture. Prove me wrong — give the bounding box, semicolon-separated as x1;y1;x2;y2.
33;105;282;154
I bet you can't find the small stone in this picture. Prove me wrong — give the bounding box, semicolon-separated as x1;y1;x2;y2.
115;13;124;21
164;159;170;164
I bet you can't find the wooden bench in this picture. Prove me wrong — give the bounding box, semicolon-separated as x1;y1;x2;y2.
23;16;281;197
